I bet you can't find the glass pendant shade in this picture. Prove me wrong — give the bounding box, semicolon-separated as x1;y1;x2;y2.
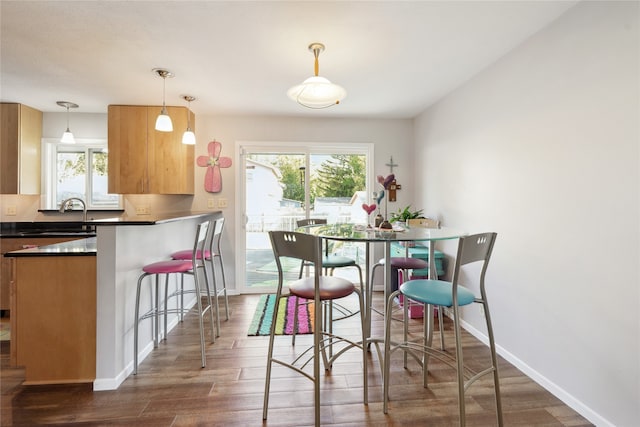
60;129;75;144
287;76;346;109
155;109;173;132
182;129;196;145
56;101;78;143
181;95;196;145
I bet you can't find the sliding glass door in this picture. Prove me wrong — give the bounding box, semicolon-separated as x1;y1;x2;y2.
236;142;373;293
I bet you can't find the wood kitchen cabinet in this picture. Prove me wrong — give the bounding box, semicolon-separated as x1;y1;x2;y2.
108;105;194;194
0;103;42;194
10;254;96;384
1;236;80;311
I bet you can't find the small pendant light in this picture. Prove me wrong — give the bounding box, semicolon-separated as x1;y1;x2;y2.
153;68;174;132
181;95;196;145
57;101;78;143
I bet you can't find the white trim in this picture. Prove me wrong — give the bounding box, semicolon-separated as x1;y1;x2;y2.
40;137;123;210
460;318;613;427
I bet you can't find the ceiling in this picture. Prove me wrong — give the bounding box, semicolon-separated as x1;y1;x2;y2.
0;1;577;119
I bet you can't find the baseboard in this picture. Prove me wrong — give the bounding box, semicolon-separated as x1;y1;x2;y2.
93;297;197;391
460;318;613;427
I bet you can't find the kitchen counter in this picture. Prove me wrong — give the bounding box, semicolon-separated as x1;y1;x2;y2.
86;211;216;225
4;237;96;257
0;222;96;238
4;210;224;390
0;211;216;237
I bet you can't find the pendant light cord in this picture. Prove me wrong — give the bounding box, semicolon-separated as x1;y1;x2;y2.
162;76;167;112
187;99;192;130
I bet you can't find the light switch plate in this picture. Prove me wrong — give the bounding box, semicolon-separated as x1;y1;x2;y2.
207;199;216;209
5;206;17;215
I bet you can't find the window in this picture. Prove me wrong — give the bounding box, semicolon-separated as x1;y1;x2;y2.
238;141;374;293
43;139;122;209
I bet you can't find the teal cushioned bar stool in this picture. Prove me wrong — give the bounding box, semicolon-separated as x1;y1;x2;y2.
382;232;503;426
296;218;363;288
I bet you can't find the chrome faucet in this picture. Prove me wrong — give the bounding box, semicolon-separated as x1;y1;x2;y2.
59;197;88;227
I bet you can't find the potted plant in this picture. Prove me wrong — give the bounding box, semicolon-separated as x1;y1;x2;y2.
389;205;424;224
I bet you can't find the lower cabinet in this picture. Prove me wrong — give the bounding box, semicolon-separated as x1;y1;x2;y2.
11;255;96;384
1;237;80;311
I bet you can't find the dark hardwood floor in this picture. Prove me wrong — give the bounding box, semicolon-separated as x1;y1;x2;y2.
1;293;592;426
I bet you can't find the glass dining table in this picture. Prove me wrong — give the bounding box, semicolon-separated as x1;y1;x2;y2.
300;223;466;340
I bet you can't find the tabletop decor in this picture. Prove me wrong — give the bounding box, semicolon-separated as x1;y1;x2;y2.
389;205;424;225
197;140;232;193
376;174;395;229
362;203;377;228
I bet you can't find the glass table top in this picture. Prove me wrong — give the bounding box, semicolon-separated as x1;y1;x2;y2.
300;223;466;243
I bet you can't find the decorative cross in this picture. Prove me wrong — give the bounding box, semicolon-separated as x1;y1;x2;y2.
385;156;398;173
197;140;232;193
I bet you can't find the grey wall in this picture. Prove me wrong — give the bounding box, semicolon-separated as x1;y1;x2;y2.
413;2;639;425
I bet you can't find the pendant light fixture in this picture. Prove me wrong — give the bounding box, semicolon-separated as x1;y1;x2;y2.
181;95;196;145
153;68;174;132
56;101;79;144
287;43;346;109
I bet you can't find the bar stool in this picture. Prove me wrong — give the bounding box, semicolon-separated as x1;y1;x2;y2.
133;220;215;374
383;233;502;426
370;256;429;320
294;218;364;349
263;231;367;427
171;217;229;336
371;217;446;350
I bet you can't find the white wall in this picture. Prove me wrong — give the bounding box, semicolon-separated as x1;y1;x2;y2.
414;2;639;425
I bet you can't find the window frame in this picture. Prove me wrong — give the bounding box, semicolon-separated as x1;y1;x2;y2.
42;138;123;210
236;140;374;293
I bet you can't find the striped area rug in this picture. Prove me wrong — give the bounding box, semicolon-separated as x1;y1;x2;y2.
247;294;315;336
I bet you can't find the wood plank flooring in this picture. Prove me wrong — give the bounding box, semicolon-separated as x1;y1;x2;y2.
1;293;593;426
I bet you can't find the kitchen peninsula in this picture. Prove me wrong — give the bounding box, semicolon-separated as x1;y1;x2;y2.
5;211;223;390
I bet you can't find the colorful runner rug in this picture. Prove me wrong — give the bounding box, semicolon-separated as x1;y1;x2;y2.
247;294;315;336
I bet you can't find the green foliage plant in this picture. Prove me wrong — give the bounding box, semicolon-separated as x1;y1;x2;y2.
389;205;424;223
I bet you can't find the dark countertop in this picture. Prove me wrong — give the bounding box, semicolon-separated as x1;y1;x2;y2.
2;211;223;257
1;211;222;237
4;237;97;257
87;211;222;225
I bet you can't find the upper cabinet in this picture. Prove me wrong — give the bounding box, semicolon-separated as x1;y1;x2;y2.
0;103;43;194
108;105;194;195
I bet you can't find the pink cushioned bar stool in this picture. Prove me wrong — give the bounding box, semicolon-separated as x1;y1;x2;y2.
171;217;229;336
370;256;428;312
133;220;215;374
370;217;447;351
